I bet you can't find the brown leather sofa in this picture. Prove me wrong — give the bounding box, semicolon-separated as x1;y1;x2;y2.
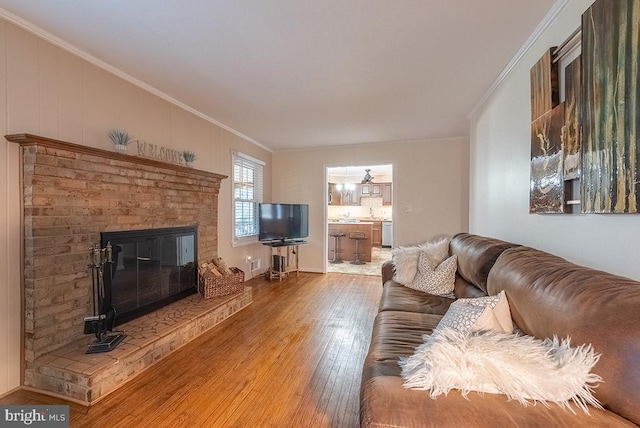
360;233;640;427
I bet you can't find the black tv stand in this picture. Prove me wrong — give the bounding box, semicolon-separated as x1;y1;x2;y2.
262;240;306;280
266;239;307;247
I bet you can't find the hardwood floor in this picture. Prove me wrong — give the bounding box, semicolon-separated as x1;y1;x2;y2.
1;272;382;427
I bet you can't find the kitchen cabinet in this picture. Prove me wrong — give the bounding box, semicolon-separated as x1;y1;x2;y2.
361;183;382;196
361;182;388;200
371;221;382;246
346;185;361;205
329;183;360;205
329;182;390;206
382;183;392;205
328;183;343;205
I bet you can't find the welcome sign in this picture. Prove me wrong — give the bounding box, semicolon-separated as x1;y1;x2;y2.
135;140;186;166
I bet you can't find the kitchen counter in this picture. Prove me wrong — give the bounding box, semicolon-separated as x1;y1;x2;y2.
328;221;374;225
329;218;392;222
328;222;373;262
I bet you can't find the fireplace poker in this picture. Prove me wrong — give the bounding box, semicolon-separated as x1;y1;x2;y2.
85;241;125;352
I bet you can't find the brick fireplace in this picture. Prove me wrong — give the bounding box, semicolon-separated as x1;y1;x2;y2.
7;134;252;403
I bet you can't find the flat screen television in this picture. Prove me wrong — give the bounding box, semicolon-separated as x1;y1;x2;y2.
259;203;309;242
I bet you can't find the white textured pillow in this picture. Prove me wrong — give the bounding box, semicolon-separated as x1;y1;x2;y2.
407;253;457;297
392;237;450;285
399;328;603;413
436;290;513;334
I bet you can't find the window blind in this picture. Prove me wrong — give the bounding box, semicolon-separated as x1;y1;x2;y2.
232;152;264;244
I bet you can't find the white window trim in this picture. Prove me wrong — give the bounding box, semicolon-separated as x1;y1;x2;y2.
232;151;265;247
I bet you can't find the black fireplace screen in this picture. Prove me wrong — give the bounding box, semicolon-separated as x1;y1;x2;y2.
101;226;198;326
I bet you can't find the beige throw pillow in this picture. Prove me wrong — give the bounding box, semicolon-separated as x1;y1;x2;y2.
391;237;450;285
407;253;457;297
435;290;513;334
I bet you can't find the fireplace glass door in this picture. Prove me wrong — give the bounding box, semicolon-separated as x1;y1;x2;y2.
102;226;198;326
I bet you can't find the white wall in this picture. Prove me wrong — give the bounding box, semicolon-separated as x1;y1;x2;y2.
272;138;470;273
0;20;271;396
470;0;640;281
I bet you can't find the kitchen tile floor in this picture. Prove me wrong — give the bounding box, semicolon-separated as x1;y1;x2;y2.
327;246;392;276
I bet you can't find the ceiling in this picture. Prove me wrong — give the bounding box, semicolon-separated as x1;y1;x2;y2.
0;0;558;151
328;165;392;181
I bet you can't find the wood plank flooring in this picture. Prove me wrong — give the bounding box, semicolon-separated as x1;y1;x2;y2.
1;272;382;427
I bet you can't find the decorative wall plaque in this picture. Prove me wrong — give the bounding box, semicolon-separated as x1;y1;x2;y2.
530;48;567;213
581;0;640;213
563;57;581;181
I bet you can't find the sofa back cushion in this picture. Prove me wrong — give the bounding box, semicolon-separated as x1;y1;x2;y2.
453;275;487;299
449;233;517;295
488;246;640;425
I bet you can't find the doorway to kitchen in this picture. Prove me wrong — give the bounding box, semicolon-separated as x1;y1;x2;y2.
326;164;393;276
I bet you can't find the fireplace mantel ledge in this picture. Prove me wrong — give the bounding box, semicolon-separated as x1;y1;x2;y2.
6;133;227;181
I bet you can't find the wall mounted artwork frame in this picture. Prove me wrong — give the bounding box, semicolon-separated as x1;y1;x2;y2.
530;48;568;213
563;57;581;182
581;0;640;213
529;49;583;213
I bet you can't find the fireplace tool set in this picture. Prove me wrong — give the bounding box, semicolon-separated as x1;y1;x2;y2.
84;242;126;353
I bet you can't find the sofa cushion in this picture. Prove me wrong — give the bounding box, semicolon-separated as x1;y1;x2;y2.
435;291;512;334
368;311;442;354
361;309;630;428
400;328;602;411
453;275;488;299
383;260;495;300
379;281;454;315
408;254;457;296
449;233;517;294
392;237;450;285
361;375;632;428
488;246;640;426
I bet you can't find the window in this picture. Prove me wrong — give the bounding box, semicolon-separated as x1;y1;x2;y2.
232;151;264;246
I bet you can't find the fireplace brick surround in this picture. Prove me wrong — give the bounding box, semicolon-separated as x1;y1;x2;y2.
7;133;252;404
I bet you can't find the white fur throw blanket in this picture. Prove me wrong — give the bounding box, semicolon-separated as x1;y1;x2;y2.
399;328;602;413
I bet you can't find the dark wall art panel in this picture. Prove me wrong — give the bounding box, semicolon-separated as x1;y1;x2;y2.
530;48;567;213
530;104;566;213
530;48;559;122
564;57;582;181
581;0;640;213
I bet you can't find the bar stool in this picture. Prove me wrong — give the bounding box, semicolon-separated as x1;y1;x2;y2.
349;231;367;265
329;229;345;264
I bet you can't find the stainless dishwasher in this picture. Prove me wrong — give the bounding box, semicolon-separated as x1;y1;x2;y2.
382;221;392;247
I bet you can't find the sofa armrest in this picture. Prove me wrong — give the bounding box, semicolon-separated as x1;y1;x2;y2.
381;260;395;285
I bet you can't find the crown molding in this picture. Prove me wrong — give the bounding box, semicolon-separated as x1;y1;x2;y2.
0;7;272;153
466;0;573;120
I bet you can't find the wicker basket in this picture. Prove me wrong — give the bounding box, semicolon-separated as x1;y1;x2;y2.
198;267;245;298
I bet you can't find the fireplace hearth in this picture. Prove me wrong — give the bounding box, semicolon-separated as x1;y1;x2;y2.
32;288;252;404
